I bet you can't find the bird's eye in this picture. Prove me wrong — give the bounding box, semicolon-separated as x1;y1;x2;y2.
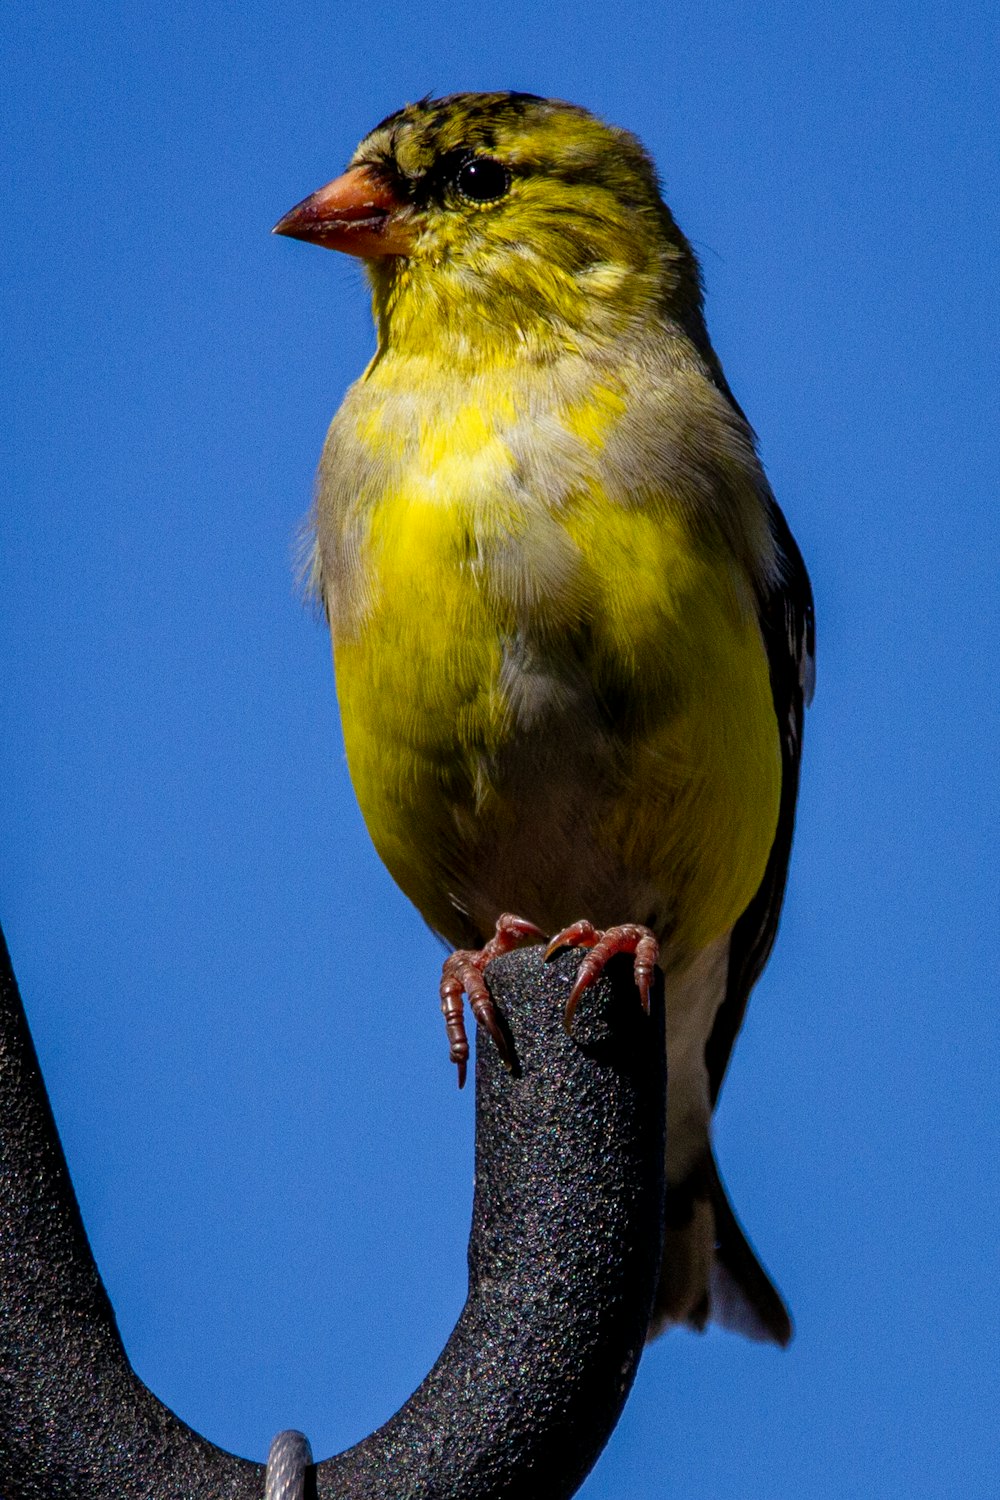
454;156;511;204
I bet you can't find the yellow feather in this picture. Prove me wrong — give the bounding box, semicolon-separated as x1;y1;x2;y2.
327;353;780;960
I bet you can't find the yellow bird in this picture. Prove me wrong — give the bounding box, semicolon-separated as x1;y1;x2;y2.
274;92;814;1344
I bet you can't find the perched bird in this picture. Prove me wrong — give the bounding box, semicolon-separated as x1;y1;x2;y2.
274;92;814;1344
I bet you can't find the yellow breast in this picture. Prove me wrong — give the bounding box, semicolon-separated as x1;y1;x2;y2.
319;355;781;957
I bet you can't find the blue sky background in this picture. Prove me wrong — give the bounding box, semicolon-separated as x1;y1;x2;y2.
3;3;997;1495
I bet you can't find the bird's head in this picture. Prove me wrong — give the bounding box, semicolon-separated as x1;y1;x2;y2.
274;93;704;363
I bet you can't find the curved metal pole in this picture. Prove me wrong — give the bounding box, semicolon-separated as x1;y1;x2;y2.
0;925;664;1499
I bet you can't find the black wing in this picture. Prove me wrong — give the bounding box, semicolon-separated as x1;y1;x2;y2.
705;496;815;1108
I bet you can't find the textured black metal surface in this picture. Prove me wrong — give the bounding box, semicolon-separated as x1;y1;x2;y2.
0;926;664;1499
0;925;258;1500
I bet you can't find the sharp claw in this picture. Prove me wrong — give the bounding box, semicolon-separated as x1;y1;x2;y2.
544;920;599;963
490;1020;514;1072
470;995;504;1051
634;934;658;1014
456;1057;467;1090
482;1011;513;1070
563;964;596;1032
501;916;546;944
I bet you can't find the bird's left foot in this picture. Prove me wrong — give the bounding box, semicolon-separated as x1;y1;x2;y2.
544;921;659;1031
440;914;545;1089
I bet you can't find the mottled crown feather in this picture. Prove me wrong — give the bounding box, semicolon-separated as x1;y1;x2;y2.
347;92;708;362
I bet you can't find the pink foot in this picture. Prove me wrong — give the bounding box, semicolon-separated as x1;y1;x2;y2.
544;920;659;1031
440;914;545;1088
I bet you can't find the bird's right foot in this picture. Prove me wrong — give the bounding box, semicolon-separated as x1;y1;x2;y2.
439;914;545;1088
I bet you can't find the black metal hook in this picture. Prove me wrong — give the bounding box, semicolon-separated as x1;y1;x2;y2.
0;928;664;1499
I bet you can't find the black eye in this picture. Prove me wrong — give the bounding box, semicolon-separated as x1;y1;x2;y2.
454;156;511;204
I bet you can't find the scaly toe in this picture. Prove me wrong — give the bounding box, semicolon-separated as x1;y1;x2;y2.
439;913;541;1086
543;919;600;962
483;913;546;963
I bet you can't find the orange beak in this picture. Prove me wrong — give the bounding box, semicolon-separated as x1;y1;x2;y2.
272;166;413;258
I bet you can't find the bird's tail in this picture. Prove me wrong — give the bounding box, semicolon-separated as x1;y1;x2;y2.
647;1149;792;1346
